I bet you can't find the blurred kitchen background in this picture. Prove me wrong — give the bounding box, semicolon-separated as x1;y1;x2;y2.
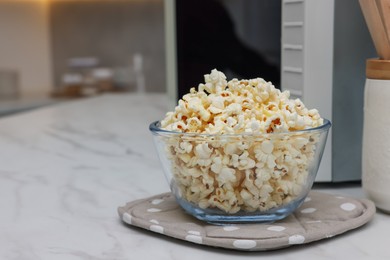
0;0;166;116
0;0;281;116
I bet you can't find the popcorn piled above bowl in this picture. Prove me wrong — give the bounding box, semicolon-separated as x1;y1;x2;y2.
150;69;331;224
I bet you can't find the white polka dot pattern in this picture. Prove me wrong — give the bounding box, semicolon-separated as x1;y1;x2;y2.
267;226;286;232
150;225;164;234
185;234;203;244
288;235;305;244
151;199;164;205
301;207;317;214
147;208;162;213
188;230;201;236
233;240;256;249
340;203;356;211
306;220;322;224
223;226;239;232
118;191;376;251
123;213;132;224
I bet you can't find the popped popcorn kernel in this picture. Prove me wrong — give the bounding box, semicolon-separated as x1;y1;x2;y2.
160;69;325;214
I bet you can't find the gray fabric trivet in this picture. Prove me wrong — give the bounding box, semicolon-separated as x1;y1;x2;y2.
118;191;375;251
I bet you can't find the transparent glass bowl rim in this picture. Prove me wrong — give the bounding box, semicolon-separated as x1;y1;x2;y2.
149;118;331;137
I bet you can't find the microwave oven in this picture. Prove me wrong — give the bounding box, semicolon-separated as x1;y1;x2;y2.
164;0;376;182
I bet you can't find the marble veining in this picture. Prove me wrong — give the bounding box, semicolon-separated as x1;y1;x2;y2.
0;93;389;259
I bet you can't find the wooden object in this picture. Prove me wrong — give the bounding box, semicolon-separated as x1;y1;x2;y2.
376;0;390;44
366;58;390;79
359;0;390;59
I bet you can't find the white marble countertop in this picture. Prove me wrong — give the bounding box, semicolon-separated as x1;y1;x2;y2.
0;97;61;117
0;93;389;260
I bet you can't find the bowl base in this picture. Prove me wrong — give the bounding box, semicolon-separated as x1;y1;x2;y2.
176;196;305;225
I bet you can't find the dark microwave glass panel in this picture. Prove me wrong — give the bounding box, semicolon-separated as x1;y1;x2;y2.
175;0;281;99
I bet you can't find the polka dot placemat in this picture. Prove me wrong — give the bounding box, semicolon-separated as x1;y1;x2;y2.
117;191;375;251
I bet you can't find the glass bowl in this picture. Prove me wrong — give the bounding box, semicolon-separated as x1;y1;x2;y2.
150;119;331;224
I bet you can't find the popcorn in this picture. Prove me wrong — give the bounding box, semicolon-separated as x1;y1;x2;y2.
160;69;324;214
